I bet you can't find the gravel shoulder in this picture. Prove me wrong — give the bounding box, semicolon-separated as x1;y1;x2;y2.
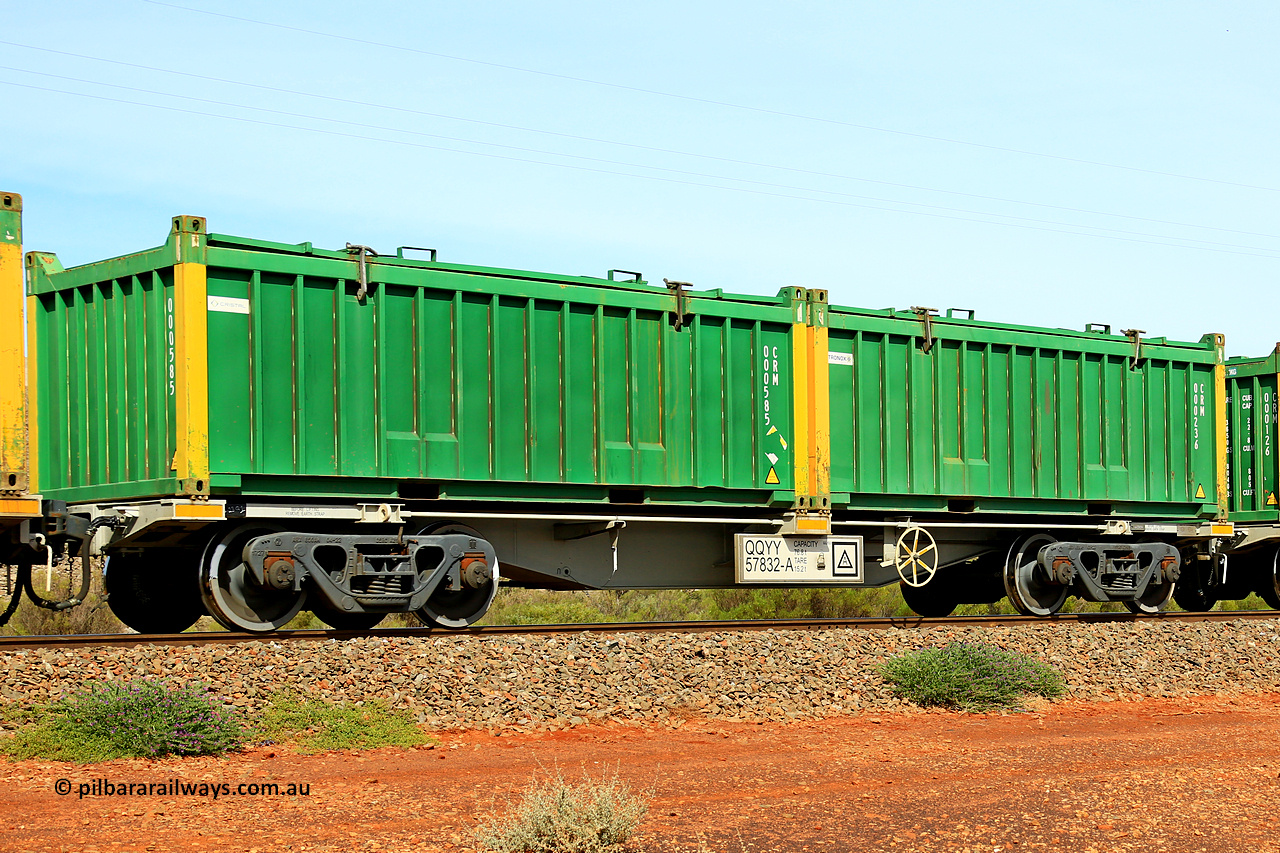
4;694;1280;852
4;619;1280;852
5;618;1280;728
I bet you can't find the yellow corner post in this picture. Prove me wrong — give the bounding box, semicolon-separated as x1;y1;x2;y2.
171;216;210;497
808;290;830;508
790;290;811;505
24;291;37;494
1213;334;1228;518
0;192;27;494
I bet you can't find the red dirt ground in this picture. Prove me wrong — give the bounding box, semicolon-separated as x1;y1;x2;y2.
5;694;1280;852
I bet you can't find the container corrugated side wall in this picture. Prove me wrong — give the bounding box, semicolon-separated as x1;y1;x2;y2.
26;249;185;502
202;239;801;504
1226;349;1280;522
826;307;1223;517
25;222;804;507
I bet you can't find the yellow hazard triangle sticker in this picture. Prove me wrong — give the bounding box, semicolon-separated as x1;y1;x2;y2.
765;466;780;485
1195;484;1206;500
1268;492;1277;507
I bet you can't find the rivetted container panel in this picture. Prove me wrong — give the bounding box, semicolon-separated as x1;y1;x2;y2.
28;224;800;506
826;306;1222;518
1225;349;1280;522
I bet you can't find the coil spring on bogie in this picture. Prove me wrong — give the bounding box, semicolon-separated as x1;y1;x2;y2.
1102;573;1138;590
352;575;410;596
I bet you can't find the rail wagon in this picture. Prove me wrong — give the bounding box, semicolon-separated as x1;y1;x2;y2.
820;302;1231;616
0;195;1248;631
1175;347;1280;610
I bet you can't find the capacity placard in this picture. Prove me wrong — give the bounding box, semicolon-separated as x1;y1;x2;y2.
734;535;864;584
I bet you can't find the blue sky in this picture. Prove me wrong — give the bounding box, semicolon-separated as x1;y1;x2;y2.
5;1;1279;355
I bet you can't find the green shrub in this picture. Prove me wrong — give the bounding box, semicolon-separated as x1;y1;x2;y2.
478;770;649;853
259;693;430;753
2;680;242;761
880;642;1066;712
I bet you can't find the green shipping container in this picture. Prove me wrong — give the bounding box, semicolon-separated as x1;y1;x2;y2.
26;217;805;507
823;304;1224;519
1225;347;1280;522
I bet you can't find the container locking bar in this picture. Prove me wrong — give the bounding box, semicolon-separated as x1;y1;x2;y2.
345;243;378;301
1122;328;1145;370
664;278;692;331
910;306;939;353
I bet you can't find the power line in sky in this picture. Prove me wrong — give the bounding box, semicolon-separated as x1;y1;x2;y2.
5;76;1280;262
9;63;1280;254
4;40;1278;244
142;0;1280;195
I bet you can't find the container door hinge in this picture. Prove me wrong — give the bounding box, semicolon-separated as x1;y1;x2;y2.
664;278;692;331
910;306;938;353
345;243;379;301
1121;328;1145;370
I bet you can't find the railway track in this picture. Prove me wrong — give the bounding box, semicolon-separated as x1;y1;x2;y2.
3;609;1279;651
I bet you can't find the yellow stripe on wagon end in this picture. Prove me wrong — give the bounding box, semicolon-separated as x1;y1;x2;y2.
0;497;41;517
174;502;224;520
795;516;830;534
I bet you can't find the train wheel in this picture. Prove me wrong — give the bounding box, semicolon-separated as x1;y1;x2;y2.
1172;584;1217;612
311;603;386;631
412;522;498;629
1003;533;1068;617
1122;579;1174;615
104;551;206;633
1173;551;1218;611
900;575;957;618
1258;546;1280;610
199;523;304;633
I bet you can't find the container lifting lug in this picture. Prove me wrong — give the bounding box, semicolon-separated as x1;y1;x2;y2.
345;243;379;301
663;278;692;331
910;306;939;353
396;246;437;261
1122;328;1145;370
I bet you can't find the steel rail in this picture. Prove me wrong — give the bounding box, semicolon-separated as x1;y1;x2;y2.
2;609;1278;651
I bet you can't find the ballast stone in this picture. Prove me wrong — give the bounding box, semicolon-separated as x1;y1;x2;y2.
2;620;1280;731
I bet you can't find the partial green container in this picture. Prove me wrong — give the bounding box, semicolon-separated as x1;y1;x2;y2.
826;306;1222;518
1225;347;1279;522
27;219;804;506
